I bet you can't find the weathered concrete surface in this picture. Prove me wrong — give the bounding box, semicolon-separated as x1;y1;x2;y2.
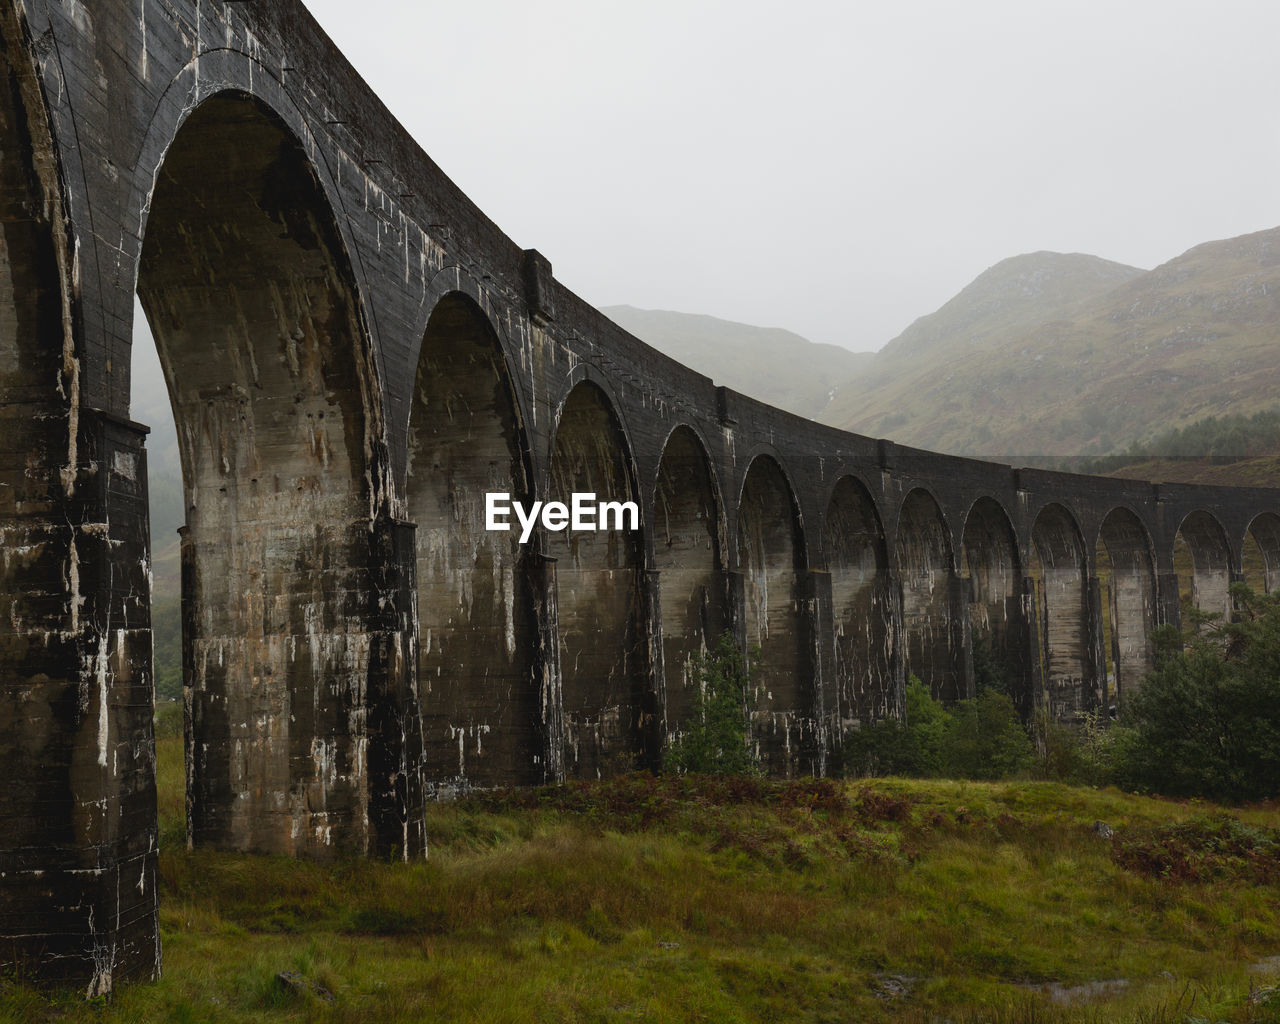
1097;509;1156;704
410;293;540;792
824;477;893;733
2;0;1280;992
653;426;725;748
737;455;819;777
896;488;966;702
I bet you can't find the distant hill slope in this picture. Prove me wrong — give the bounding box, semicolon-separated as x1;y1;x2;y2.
602;305;872;420
820;228;1280;458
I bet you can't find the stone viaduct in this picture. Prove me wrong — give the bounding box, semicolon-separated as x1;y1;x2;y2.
1;0;1278;994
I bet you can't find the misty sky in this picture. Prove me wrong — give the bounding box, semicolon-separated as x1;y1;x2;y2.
288;0;1280;352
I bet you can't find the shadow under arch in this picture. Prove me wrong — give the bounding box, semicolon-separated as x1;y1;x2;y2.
961;496;1029;719
1174;509;1233;625
408;290;541;791
823;475;893;729
1096;507;1157;706
547;379;648;778
652;424;726;748
137;90;393;859
896;488;963;702
737;453;818;777
1244;512;1280;594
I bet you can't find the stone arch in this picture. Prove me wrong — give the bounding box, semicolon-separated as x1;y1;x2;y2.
408;291;539;791
1096;508;1157;705
1244;512;1280;595
137;91;384;858
120;49;390;431
737;454;816;776
961;497;1028;716
1029;503;1092;720
895;488;962;702
652;424;725;747
1174;510;1233;623
548;379;647;778
823;476;893;728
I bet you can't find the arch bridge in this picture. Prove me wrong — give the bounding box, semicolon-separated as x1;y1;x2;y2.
1;0;1277;991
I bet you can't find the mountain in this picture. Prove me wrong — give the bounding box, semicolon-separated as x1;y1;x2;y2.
819;228;1280;458
602;305;873;420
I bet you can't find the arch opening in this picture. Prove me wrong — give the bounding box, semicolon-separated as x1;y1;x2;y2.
737;456;815;776
1096;509;1156;707
824;477;892;731
136;92;381;857
1029;504;1092;721
895;490;962;702
653;427;724;748
1174;510;1233;626
1245;513;1280;595
408;293;538;790
548;381;646;778
960;497;1027;718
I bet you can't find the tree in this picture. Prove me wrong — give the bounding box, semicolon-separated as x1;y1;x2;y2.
843;677;1033;781
1113;585;1280;802
664;633;760;776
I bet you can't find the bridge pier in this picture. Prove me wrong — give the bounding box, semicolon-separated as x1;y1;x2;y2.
800;569;832;777
0;410;160;992
1086;575;1109;711
886;570;908;718
642;568;667;770
366;519;427;860
530;553;567;785
949;574;977;701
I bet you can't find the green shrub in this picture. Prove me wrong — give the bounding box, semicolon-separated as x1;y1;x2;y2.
1035;708;1117;786
941;689;1034;780
664;632;760;777
844;677;1033;781
1111;585;1280;802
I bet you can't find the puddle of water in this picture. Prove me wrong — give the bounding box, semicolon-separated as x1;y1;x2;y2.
1025;979;1130;1006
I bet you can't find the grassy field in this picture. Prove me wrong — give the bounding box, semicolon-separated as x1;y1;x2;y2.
5;732;1280;1023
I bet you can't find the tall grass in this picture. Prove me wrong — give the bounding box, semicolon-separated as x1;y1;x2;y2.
4;745;1280;1023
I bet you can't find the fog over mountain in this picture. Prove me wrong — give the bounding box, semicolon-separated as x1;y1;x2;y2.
820;227;1280;459
601;306;873;420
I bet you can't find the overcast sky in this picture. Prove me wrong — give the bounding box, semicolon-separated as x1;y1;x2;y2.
292;2;1280;352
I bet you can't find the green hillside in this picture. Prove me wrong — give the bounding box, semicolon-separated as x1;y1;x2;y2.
820;228;1280;458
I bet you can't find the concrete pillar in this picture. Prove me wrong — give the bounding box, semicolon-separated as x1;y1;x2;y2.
886;571;907;718
0;410;160;992
948;573;976;700
530;553;565;784
1106;575;1123;707
799;569;832;776
366;519;426;860
1086;575;1108;713
1020;575;1047;720
1004;590;1036;724
642;568;666;769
